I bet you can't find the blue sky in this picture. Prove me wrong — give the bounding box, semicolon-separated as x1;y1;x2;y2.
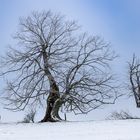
0;0;140;122
1;0;140;59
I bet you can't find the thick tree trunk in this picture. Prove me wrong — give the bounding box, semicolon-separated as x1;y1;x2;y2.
40;94;62;122
40;48;63;122
51;98;63;121
40;70;62;122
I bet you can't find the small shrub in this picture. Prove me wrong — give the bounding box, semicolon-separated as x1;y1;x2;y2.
107;110;140;120
22;109;36;123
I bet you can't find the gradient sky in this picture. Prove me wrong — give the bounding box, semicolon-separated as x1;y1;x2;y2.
0;0;140;122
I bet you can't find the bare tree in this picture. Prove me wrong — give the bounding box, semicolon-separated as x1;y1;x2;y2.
128;54;140;107
1;11;118;122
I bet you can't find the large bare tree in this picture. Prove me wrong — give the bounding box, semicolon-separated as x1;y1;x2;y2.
128;54;140;107
1;11;118;122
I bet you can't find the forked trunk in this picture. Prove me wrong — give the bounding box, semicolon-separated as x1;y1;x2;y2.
51;98;63;121
40;86;62;122
40;72;62;122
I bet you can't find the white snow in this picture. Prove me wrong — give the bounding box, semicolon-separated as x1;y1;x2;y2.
0;120;140;140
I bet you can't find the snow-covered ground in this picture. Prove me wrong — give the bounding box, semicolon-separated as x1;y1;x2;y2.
0;120;140;140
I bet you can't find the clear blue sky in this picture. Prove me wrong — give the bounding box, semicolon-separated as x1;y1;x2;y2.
0;0;140;122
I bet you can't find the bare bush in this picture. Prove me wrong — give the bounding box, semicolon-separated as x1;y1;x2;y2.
22;109;36;123
107;110;140;120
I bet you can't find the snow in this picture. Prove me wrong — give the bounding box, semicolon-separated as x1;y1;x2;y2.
0;120;140;140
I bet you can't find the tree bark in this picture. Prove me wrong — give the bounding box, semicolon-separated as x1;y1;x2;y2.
40;82;62;122
51;98;63;121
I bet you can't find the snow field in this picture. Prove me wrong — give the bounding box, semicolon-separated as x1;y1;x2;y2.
0;120;140;140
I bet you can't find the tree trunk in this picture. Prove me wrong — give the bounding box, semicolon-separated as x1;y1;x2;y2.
51;98;63;121
40;74;63;122
40;86;62;122
40;48;63;122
